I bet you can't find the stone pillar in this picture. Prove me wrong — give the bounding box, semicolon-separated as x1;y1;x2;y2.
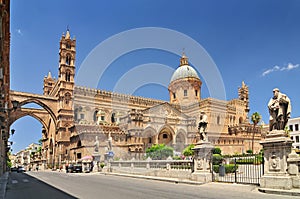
260;130;293;190
92;152;101;172
191;141;214;182
287;149;300;189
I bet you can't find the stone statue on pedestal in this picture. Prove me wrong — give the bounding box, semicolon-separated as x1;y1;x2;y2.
268;88;291;131
198;111;208;141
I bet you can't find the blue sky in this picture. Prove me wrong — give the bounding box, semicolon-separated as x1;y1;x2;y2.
9;0;300;153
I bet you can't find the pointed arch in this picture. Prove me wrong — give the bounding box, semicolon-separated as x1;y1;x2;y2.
17;99;57;128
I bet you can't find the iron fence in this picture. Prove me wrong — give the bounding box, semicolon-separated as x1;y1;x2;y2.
212;154;264;185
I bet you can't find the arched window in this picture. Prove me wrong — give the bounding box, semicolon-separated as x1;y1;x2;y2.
66;55;71;65
217;115;220;125
65;92;71;104
93;110;98;122
77;141;82;147
66;43;71;49
65;70;71;82
184;90;187;97
163;133;168;139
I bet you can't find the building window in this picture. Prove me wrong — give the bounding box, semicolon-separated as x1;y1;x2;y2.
173;92;176;99
149;138;152;144
289;125;293;131
184;90;187;97
195;90;198;96
296;136;299;143
163;133;168;139
80;114;84;119
101;116;105;121
65;92;71;104
66;43;71;49
65;71;71;82
65;55;72;65
295;124;299;131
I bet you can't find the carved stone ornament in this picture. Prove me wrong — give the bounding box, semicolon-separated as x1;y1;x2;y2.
269;153;280;171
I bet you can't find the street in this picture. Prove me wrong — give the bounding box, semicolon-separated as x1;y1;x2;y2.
5;172;76;199
5;171;297;199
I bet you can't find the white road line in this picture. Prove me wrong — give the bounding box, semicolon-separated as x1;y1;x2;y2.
11;180;18;184
23;179;29;183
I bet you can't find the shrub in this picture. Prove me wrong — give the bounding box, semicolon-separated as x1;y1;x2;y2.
213;164;238;173
100;162;105;168
212;147;222;155
183;144;194;156
246;149;253;154
146;144;174;160
212;154;223;165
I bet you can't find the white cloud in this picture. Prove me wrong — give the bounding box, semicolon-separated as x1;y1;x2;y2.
262;63;299;76
16;29;23;36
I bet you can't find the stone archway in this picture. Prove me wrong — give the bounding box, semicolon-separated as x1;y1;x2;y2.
142;127;157;149
158;125;174;146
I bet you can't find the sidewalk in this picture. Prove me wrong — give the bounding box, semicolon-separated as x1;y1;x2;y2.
0;172;8;199
101;170;300;196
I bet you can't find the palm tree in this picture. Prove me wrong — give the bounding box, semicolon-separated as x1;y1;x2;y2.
251;112;262;153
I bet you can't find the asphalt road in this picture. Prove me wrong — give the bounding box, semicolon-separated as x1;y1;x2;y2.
5;171;76;199
5;171;297;199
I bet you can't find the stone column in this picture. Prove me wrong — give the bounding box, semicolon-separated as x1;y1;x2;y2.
191;141;214;182
260;130;293;190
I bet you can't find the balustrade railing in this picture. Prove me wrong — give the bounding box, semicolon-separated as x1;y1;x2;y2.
110;159;193;171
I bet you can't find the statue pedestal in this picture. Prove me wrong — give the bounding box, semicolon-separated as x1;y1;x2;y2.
92;153;101;172
260;130;293;190
191;141;214;182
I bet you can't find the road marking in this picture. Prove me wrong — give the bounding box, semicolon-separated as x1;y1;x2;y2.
12;180;18;184
23;179;29;183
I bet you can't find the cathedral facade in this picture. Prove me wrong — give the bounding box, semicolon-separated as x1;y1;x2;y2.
41;30;262;166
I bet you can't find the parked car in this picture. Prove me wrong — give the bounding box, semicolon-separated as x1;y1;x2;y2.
67;164;82;173
17;166;26;173
10;167;18;172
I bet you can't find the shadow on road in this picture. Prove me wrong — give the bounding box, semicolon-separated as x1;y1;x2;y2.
6;172;78;199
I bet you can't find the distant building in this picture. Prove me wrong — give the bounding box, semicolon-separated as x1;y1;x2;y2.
287;117;300;151
15;143;42;170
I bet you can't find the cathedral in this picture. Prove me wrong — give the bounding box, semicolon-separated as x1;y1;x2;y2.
41;30;262;165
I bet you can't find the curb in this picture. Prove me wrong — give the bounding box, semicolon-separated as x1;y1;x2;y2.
258;188;300;196
102;172;204;185
0;172;9;199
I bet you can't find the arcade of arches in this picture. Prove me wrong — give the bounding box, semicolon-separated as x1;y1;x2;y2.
8;30;263;169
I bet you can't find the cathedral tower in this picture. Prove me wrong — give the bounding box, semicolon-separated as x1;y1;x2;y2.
57;29;76;136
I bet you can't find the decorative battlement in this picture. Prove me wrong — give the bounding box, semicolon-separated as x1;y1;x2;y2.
74;86;165;106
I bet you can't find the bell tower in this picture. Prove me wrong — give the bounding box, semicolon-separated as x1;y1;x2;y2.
57;29;76;139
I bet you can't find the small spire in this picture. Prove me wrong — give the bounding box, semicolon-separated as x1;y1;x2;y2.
179;51;189;66
47;71;52;79
65;29;71;39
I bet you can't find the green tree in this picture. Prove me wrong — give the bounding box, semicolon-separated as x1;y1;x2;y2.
146;144;173;160
251;112;262;152
183;144;194;157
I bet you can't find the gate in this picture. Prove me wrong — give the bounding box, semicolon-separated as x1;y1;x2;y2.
212;154;264;185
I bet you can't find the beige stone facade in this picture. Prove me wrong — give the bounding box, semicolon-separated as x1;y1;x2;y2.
0;0;10;175
9;29;264;168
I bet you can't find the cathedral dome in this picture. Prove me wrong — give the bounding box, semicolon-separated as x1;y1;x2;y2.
170;54;200;82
